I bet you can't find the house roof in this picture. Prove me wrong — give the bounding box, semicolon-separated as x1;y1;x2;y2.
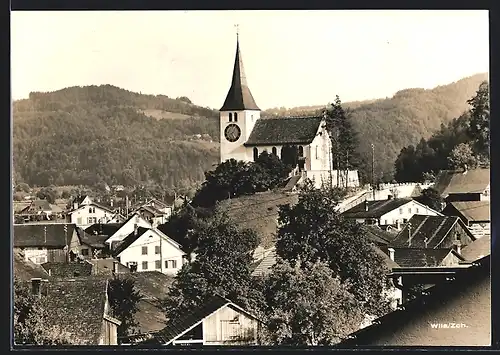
73;195;90;205
151;295;259;344
139;205;164;217
77;228;109;248
389;215;475;249
251;248;277;277
19;200;52;213
461;235;491;262
135;299;168;334
342;198;412;219
84;223;122;237
13;223;77;248
41;261;93;278
392;248;464;268
339;255;491;346
13;252;51;281
111;227;150;256
362;225;397;246
446;201;490;222
244;116;323;146
220;39;260;111
68;202;115;215
433;168;490;197
126;271;175;300
40;278;113;345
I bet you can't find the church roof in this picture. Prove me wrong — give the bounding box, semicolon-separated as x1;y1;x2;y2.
220;39;260;112
244;116;324;146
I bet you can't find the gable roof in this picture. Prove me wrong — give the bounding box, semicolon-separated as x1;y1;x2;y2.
373;246;400;270
84;223;122;237
67;202;115;215
362;225;397;246
342;198;412;219
73;195;91;205
445;201;490;222
220;39;260;111
433;168;490;197
87;258;131;276
389;215;475;249
461;235;491;262
112;227;183;257
138;205;165;217
339;255;491;346
392;248;464;268
13;223;77;248
152;295;260;345
19;200;52;214
244;116;323;146
41;261;93;278
79;232;109;249
40;278;115;345
13;252;51;281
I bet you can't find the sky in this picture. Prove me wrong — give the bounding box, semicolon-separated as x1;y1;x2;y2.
11;10;489;110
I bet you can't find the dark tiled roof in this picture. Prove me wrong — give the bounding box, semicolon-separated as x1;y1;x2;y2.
362;225;397;246
14;223;77;248
135;299;168;334
390;215;468;248
139;205;164;217
392;248;463;268
41;261;93;278
153;295;236;344
40;278;109;345
444;201;490;222
220;39;260;111
244;116;323;146
342;198;412;219
111;227;150;256
373;246;399;270
461;235;491;262
339;255;491;346
13;252;51;281
433;168;490;196
126;271;175;300
19;200;52;213
88;258;131;276
79;231;109;248
84;223;122;237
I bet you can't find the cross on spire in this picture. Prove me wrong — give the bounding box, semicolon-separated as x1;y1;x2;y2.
235;23;239;40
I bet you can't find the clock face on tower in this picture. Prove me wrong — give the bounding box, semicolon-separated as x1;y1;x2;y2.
224;123;241;142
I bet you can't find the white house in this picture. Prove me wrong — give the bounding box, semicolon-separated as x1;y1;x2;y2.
72;195;93;210
342;197;442;229
67;203;117;229
104;213;152;246
218;36;359;189
112;227;186;276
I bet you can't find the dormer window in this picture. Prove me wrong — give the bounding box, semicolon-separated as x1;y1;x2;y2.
234;112;238;122
229;113;233;122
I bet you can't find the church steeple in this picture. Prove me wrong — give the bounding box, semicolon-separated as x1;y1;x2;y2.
220;33;260;111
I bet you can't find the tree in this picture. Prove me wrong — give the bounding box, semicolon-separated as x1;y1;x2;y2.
254;151;292;188
467;81;490;159
260;259;364;346
108;276;143;338
418;188;445;212
162;211;262;321
36;187;57;204
275;180;392;317
15;183;31;193
447;142;479;170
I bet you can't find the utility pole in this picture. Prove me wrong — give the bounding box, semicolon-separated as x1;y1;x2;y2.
371;143;375;200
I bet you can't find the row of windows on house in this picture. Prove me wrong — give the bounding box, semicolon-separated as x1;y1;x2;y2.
252;145;320;161
76;217;104;225
125;259;178;271
227;112;256;122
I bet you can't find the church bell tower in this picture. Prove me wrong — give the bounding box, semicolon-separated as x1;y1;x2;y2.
219;30;261;163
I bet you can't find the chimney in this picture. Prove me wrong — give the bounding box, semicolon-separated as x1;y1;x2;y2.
456;244;461;254
387;194;393;200
134;224;138;236
388;248;395;261
110;199;114;207
113;260;119;274
364;201;369;212
31;278;42;297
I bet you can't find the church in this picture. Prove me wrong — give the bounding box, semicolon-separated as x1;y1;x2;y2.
218;36;360;189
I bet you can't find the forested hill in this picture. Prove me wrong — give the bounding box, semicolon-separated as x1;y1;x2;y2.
264;73;489;181
13;73;488;189
13;85;220;188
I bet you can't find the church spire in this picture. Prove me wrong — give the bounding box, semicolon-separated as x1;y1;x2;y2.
220;30;260;111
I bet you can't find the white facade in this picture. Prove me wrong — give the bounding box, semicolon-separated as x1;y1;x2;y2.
220;110;261;163
68;204;116;229
105;213;152;245
116;228;185;276
23;247;49;264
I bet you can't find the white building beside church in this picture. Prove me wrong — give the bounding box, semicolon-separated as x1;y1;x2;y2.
218;37;359;189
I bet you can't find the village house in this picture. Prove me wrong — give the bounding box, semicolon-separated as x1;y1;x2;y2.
340;255;490;346
389;215;476;250
125;295;262;346
433;168;490;202
218;37;359;189
30;277;121;345
134;203;171;227
17;199;53;222
341;197;441;229
103;213;152;246
13;223;81;264
13;251;51;281
441;200;490;239
71;195;93;209
111;226;186;275
67;202;118;229
77;231;109;259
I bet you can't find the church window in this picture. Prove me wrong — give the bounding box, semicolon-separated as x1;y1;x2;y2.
315;146;318;159
298;146;304;157
229;113;233;122
272;147;277;156
234;112;238;122
253;147;259;161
